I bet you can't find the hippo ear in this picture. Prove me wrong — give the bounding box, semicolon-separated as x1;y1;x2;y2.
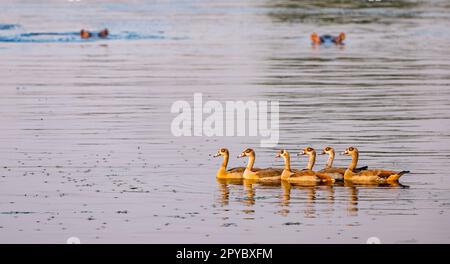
310;32;320;44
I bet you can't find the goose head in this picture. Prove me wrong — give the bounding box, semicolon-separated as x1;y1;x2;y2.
237;148;254;158
298;146;316;157
320;146;335;156
275;149;289;159
342;146;358;156
213;148;229;158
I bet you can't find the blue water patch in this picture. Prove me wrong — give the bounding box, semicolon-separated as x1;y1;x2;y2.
0;31;167;43
0;24;19;30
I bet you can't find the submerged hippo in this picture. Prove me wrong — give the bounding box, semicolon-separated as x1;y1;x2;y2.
310;32;345;45
80;28;109;39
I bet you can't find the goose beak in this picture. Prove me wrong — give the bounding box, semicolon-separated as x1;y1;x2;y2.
275;153;281;158
237;153;245;158
319;151;326;155
340;151;348;155
213;153;221;158
297;151;306;156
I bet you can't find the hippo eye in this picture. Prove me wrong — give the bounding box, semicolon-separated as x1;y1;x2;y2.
349;147;354;151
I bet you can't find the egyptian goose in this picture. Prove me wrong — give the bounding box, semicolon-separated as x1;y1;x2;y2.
213;148;245;179
275;149;334;184
318;146;368;181
342;147;409;184
237;148;282;180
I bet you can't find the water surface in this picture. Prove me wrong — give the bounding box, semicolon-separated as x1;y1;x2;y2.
1;0;450;243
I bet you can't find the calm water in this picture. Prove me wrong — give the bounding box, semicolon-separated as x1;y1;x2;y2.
1;0;450;243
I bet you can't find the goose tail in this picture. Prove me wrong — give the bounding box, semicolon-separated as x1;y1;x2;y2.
388;170;410;182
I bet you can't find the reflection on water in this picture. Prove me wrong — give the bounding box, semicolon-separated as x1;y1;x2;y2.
1;0;450;243
217;179;406;219
348;186;359;216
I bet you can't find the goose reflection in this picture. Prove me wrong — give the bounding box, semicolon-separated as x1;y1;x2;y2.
216;178;243;206
279;181;335;218
280;181;319;206
343;181;409;216
243;179;257;206
215;177;407;218
280;180;291;207
346;184;359;216
242;179;281;206
295;183;317;218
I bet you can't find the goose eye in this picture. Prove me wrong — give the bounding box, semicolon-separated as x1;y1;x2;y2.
307;147;313;152
349;147;354;151
221;148;226;152
245;149;252;153
280;150;284;154
325;147;330;151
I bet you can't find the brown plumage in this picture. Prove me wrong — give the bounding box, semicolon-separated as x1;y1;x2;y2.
318;146;368;181
276;149;334;184
238;148;282;180
342;147;409;184
214;148;245;179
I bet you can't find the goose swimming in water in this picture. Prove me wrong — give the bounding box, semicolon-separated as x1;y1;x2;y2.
342;147;409;184
213;148;245;179
318;146;368;181
276;149;334;184
237;148;282;181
